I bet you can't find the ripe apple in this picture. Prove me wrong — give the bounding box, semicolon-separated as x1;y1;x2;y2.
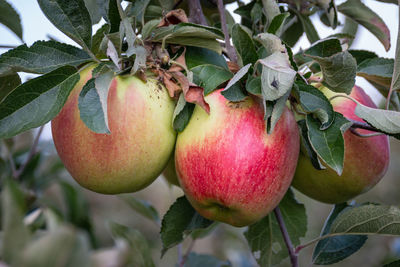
175;89;300;227
292;85;390;204
51;65;176;194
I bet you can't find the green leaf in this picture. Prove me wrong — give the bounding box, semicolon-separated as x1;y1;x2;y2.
0;73;20;102
261;0;280;26
267;12;290;35
391;3;400;91
0;0;23;40
78;67;114;134
191;64;233;95
353;100;400;135
296;82;335;129
2;179;30;264
298;119;325;170
304;38;342;58
160;196;213;256
296;11;320;44
97;0;120;33
141;19;161;40
185;46;228;70
109;222;155;267
357;57;393;88
281;17;303;47
246;75;261;96
338;0;391;51
184;253;231;267
349;50;378;65
119;195;160;224
83;0;102;24
306;51;357;94
231;24;258;67
264;90;291;134
330;204;400;235
0;41;91;77
259;52;296;101
255;33;286;57
127;0;150;24
221;83;247;102
244;189;307;267
172;94;195;132
38;0;92;49
16;225;91;267
384;260;400;267
312;203;367;265
342;16;359;47
306;112;352;175
0;66;80;138
223;64;251;91
91;24;110;56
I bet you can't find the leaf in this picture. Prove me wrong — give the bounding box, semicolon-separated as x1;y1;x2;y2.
142;19;161;39
306;112;352;175
330;204;400;235
0;41;91;77
306;51;357;94
298;119;325;170
384;260;400;267
244;189;307;267
223;64;251;91
349;50;378;65
357;57;393;88
0;66;80;138
127;0;150;24
391;2;400;91
119;195;160;224
0;0;23;40
281;17;303;47
0;73;20;102
259;52;296;101
84;0;102;24
191;64;232;95
2;179;30;264
267;12;290;35
173;94;195;132
296;82;335;129
16;225;91;267
255;33;286;57
109;222;155;267
78;68;114;133
342;16;359;47
246;76;261;96
312;203;367;265
185;46;228;70
160;196;213;256
304;38;342;58
38;0;92;49
261;0;280;26
91;24;110;56
221;83;247;102
338;0;391;51
231;24;258;67
353;100;400;135
184;253;231;267
296;12;320;44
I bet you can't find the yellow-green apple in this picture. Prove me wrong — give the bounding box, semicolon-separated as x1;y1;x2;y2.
163;155;180;187
51;65;176;194
292;85;390;203
175;89;300;227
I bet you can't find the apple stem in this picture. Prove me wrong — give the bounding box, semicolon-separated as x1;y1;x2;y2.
273;207;298;267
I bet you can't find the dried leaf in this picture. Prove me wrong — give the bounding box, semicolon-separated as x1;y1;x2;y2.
184;85;210;114
162;71;181;98
227;61;240;73
157;9;188;27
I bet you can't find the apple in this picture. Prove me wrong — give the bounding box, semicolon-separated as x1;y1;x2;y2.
292;85;390;204
51;65;176;194
163;155;180;187
175;89;300;227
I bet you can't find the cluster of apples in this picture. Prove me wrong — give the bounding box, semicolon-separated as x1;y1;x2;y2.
51;65;390;227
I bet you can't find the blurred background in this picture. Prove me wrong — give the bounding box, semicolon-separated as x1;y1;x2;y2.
0;0;399;266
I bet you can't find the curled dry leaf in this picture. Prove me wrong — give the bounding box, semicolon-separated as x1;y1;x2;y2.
185;84;210;114
227;61;240;74
157;9;189;27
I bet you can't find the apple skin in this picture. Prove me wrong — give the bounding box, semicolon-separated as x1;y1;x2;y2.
292;85;390;204
175;89;300;227
51;65;176;194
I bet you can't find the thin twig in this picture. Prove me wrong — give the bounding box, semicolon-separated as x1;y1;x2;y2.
3;140;17;178
14;126;45;179
273;207;298;267
216;0;237;63
0;45;18;49
188;0;208;25
178;238;196;267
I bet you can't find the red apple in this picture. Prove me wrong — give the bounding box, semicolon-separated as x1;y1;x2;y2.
175;89;300;227
51;65;176;194
292;85;390;203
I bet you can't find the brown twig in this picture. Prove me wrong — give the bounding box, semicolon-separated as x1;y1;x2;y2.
216;0;237;63
274;207;298;267
178;238;196;267
188;0;208;25
13;126;45;179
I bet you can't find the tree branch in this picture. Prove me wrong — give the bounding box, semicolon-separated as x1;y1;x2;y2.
274;207;298;267
188;0;208;25
216;0;237;63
